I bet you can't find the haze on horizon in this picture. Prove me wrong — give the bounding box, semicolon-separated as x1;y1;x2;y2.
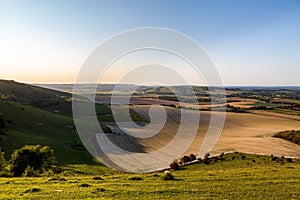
1;0;300;86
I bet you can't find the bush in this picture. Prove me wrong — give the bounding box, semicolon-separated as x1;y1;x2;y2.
9;145;57;177
169;160;180;170
48;176;67;181
0;171;12;177
179;156;191;164
128;176;143;181
203;153;211;165
23;166;39;177
0;147;6;170
272;156;278;161
286;158;293;163
203;157;211;165
189;154;196;161
79;183;90;187
93;176;103;180
162;172;175;180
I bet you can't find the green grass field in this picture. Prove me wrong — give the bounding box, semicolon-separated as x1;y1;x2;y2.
0;153;299;199
0;80;113;164
0;99;96;164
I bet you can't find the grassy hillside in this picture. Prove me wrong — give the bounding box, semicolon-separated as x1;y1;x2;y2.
0;80;110;164
0;80;71;110
0;153;299;199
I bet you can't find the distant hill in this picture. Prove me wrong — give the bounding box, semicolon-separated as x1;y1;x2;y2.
40;83;300;94
37;83;211;96
226;86;300;91
0;80;98;164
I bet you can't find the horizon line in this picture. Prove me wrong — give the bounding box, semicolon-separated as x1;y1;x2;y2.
1;79;299;87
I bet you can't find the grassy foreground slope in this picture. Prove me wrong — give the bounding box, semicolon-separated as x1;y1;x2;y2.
0;80;110;165
0;153;299;199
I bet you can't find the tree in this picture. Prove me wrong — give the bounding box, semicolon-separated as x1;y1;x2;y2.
169;160;180;170
9;145;57;177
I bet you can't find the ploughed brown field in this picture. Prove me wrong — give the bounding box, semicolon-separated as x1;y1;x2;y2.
102;105;300;159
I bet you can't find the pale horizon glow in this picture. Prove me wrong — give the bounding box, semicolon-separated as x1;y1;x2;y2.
1;0;300;86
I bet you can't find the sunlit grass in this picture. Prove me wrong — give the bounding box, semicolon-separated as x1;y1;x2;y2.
0;153;299;199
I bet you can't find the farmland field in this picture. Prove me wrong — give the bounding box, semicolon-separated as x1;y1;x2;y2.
113;105;300;158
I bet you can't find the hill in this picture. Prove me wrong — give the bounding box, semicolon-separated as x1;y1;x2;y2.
0;80;110;164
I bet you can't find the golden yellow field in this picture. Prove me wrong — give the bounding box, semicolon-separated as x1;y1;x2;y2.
125;106;300;158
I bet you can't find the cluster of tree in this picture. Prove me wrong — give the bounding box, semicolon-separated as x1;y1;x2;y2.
0;145;59;177
273;130;300;145
226;105;248;113
169;154;197;170
227;89;300;101
157;96;179;102
169;152;236;170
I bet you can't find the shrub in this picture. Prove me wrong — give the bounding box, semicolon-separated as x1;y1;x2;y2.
169;160;180;170
23;166;39;177
93;176;103;180
9;145;57;177
0;147;6;170
203;157;211;165
286;158;293;163
272;157;278;161
79;183;90;187
128;176;143;181
24;188;41;193
162;172;175;180
189;154;196;161
0;171;12;177
180;155;191;164
48;176;67;181
203;153;211;165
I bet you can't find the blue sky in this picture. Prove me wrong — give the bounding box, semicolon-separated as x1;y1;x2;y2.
0;0;300;85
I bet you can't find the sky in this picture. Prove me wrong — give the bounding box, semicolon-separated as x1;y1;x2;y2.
0;0;300;86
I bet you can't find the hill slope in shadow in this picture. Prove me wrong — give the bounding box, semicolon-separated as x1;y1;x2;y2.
0;80;96;164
